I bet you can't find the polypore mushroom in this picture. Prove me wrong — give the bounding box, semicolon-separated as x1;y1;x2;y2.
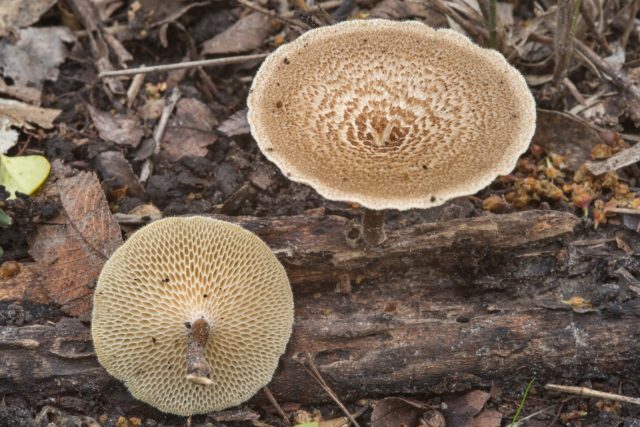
92;216;294;416
247;19;536;245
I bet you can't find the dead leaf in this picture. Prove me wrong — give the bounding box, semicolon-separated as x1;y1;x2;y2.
0;0;58;35
96;151;146;198
2;162;123;316
88;105;144;148
444;390;491;427
532;109;605;170
371;397;434;427
0;27;76;101
161;98;217;160
202;12;273;56
0;76;42;105
0;97;61;129
472;409;502;427
218;109;250;137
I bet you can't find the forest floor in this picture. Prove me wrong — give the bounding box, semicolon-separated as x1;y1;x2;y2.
2;0;640;426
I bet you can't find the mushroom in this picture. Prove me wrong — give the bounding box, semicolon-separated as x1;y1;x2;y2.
91;216;294;416
247;19;536;245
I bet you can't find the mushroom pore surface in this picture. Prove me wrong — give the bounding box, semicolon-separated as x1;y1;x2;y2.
247;19;536;210
92;217;294;416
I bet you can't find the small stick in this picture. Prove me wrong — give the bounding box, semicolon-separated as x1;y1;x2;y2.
303;352;361;427
262;386;291;425
235;0;306;28
140;88;181;183
186;318;213;385
545;384;640;406
579;1;611;54
362;209;386;246
98;53;270;78
126;70;145;109
621;0;639;48
552;0;579;85
153;88;181;155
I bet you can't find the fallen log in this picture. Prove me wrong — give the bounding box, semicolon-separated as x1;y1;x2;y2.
2;210;640;418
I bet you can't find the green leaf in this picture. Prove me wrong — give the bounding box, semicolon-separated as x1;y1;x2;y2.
0;153;50;199
0;208;11;226
295;423;319;427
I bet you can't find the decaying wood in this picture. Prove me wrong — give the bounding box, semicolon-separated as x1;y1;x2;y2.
2;209;640;416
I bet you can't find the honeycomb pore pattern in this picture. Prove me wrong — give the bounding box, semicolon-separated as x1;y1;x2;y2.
247;19;536;210
92;217;294;416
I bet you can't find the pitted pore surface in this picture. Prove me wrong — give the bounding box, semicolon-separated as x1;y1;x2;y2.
92;217;293;416
247;19;536;210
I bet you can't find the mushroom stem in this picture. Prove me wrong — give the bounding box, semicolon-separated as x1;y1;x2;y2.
186;318;213;386
362;208;386;245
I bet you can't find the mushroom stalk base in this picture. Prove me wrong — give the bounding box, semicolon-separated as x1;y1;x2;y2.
186;318;213;386
362;209;386;246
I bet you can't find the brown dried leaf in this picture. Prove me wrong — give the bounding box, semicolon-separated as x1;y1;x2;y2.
161;98;218;160
88;105;144;148
218;109;250;137
472;409;502;427
96;151;146;198
371;397;433;427
201;12;273;56
0;27;76;101
0;97;61;129
0;0;58;35
4;162;123;316
532;109;604;170
444;390;491;427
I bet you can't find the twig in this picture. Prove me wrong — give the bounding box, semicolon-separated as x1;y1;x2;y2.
153;88;181;155
553;0;580;85
532;33;640;106
303;352;361;427
98;54;270;78
621;0;639;48
585;141;640;175
427;0;488;42
488;0;498;49
126;70;145;109
262;386;290;425
234;0;306;28
579;1;612;54
545;384;640;406
282;0;342;17
139;88;181;183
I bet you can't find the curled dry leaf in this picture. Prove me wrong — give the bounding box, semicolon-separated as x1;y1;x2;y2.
0;27;76;104
161;98;218;160
201;12;274;56
87;105;144;148
0;162;122;317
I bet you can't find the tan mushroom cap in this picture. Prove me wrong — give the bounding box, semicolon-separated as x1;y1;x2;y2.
247;19;536;210
92;217;293;416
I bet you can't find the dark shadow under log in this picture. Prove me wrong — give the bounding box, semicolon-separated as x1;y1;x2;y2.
2;210;640;416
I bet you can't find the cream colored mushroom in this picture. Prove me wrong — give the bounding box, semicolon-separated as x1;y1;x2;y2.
91;216;294;416
247;19;536;245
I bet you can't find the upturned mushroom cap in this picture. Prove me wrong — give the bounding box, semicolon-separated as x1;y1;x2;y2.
92;217;293;416
247;19;536;210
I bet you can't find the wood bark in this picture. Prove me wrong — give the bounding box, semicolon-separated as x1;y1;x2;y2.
2;210;640;417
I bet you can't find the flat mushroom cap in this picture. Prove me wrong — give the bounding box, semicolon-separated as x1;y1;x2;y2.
247;19;536;210
92;217;293;416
